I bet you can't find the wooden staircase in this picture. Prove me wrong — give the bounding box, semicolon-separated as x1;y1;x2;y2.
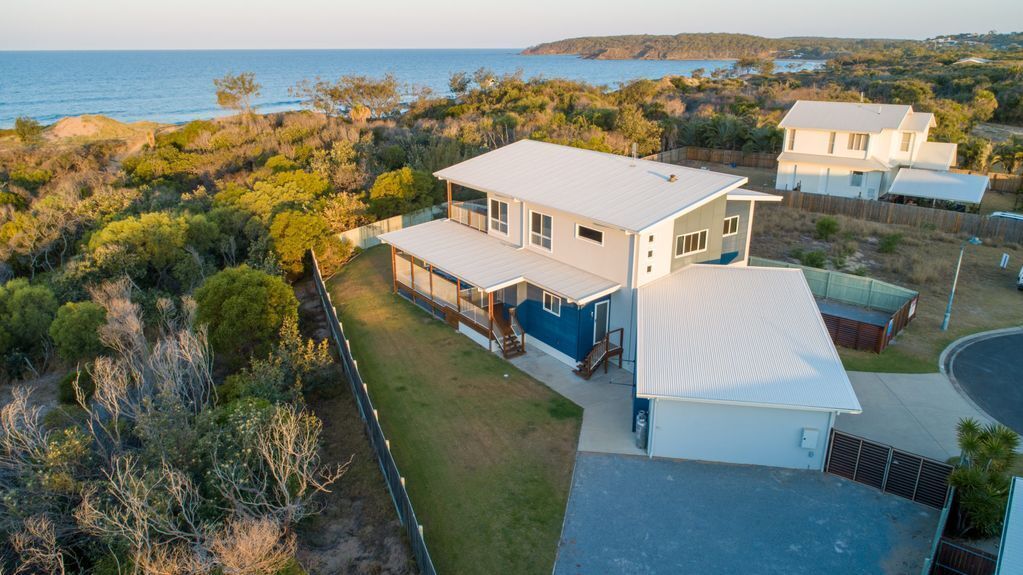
492;304;525;359
575;328;623;380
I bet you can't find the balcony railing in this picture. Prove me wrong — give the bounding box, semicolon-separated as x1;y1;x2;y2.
449;200;488;233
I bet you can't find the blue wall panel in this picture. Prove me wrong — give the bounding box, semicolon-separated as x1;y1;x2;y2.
515;284;609;362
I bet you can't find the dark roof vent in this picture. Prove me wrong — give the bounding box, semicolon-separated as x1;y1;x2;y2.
668;174;678;182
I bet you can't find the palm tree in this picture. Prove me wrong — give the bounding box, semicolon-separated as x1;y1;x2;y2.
949;418;1020;538
992;136;1023;175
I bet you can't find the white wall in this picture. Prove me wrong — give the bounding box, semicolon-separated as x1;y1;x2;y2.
649;399;834;470
776;161;887;199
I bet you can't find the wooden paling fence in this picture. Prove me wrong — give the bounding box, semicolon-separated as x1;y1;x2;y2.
952;168;1023;193
773;190;1023;244
310;251;437;575
645;146;778;169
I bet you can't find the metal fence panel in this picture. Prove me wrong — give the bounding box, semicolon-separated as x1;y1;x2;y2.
310;252;437;575
825;430;952;510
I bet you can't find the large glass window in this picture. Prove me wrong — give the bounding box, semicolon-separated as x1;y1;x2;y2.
530;210;552;250
489;199;508;234
850;171;864;187
675;229;708;257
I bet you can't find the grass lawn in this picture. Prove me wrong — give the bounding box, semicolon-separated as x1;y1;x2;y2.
752;205;1023;373
325;246;582;575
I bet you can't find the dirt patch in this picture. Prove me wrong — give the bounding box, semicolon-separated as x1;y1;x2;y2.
292;275;416;575
1;369;64;415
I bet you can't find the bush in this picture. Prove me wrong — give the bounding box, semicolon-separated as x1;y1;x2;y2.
0;278;58;358
268;211;331;275
949;418;1020;538
798;250;827;268
815;216;840;240
194;265;298;367
14;116;44;143
367;167;439;218
878;233;903;254
49;301;107;363
58;369;94;405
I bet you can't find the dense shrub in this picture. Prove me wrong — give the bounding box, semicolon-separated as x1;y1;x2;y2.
268;211;331;275
49;301;107;363
367;167;439;218
798;250;827;268
194;265;298;367
0;278;58;358
878;233;903;254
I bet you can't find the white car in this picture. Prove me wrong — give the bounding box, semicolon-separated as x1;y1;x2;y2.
991;211;1023;222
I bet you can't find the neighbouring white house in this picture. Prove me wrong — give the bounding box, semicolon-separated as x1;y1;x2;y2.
775;100;989;205
997;476;1023;574
378;140;861;470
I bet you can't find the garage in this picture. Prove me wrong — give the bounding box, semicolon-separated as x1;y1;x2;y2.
636;265;862;470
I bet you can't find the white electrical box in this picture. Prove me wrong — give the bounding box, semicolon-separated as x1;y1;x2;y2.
800;428;819;449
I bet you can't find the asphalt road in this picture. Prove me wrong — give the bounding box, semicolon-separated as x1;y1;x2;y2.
949;332;1023;434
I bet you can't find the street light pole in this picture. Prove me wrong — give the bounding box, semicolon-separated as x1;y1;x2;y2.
941;237;981;331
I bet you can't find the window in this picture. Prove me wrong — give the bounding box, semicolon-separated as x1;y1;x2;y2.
575;224;603;245
900;132;913;152
648;235;654;243
489;199;508;234
850;171;864;187
828;132;836;154
722;215;740;236
847;133;869;151
647;250;653;258
529;211;552;251
646;265;652;273
542;291;561;316
787;129;796;151
675;229;708;257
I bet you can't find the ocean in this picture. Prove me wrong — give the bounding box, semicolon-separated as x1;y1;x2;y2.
0;50;822;128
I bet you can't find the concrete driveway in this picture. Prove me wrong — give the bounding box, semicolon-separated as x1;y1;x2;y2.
836;372;993;461
946;329;1023;434
555;453;938;575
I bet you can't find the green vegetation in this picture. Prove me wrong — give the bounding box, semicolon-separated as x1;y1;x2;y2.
327;246;582;575
815;216;840;240
13;117;43;144
523;33;913;60
950;418;1020;538
194;265;299;367
214;71;262;118
49;301;106;363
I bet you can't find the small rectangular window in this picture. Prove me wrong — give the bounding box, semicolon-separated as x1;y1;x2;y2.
900;132;913;152
787;129;796;151
648;235;654;242
647;250;653;258
646;265;652;273
722;215;740;236
850;171;864;187
847;133;868;151
529;210;552;251
828;132;836;154
575;224;603;245
489;199;508;235
675;229;708;258
542;291;561;316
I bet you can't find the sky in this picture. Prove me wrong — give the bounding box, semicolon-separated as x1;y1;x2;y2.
2;0;1021;50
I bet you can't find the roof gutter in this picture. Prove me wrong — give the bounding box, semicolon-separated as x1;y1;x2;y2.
633;392;862;415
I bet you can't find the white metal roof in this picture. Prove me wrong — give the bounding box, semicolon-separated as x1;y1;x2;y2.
636;265;861;413
899;111;937;132
777;151;891;171
726;189;783;202
779;101;920;134
378;219;620;304
914;141;958;170
997;477;1023;575
433;139;747;233
887;168;988;204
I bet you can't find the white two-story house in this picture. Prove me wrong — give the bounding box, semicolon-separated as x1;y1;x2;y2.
775;100;988;205
379;140;860;469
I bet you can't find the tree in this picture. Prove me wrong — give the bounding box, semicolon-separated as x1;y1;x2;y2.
291;74;402;121
449;71;471;96
14;116;44;144
49;301;107;363
194;265;298;366
214;72;261;118
321;193;370;233
0;278;58;360
367;167;438;218
269;211;331;275
949;418;1020;538
87;212;190;285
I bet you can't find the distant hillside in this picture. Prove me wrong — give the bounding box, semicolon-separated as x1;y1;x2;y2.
522;33;915;60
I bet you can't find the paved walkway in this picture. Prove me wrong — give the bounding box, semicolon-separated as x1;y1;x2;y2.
837;372;994;461
556;453;938;575
944;327;1023;434
510;347;642;455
